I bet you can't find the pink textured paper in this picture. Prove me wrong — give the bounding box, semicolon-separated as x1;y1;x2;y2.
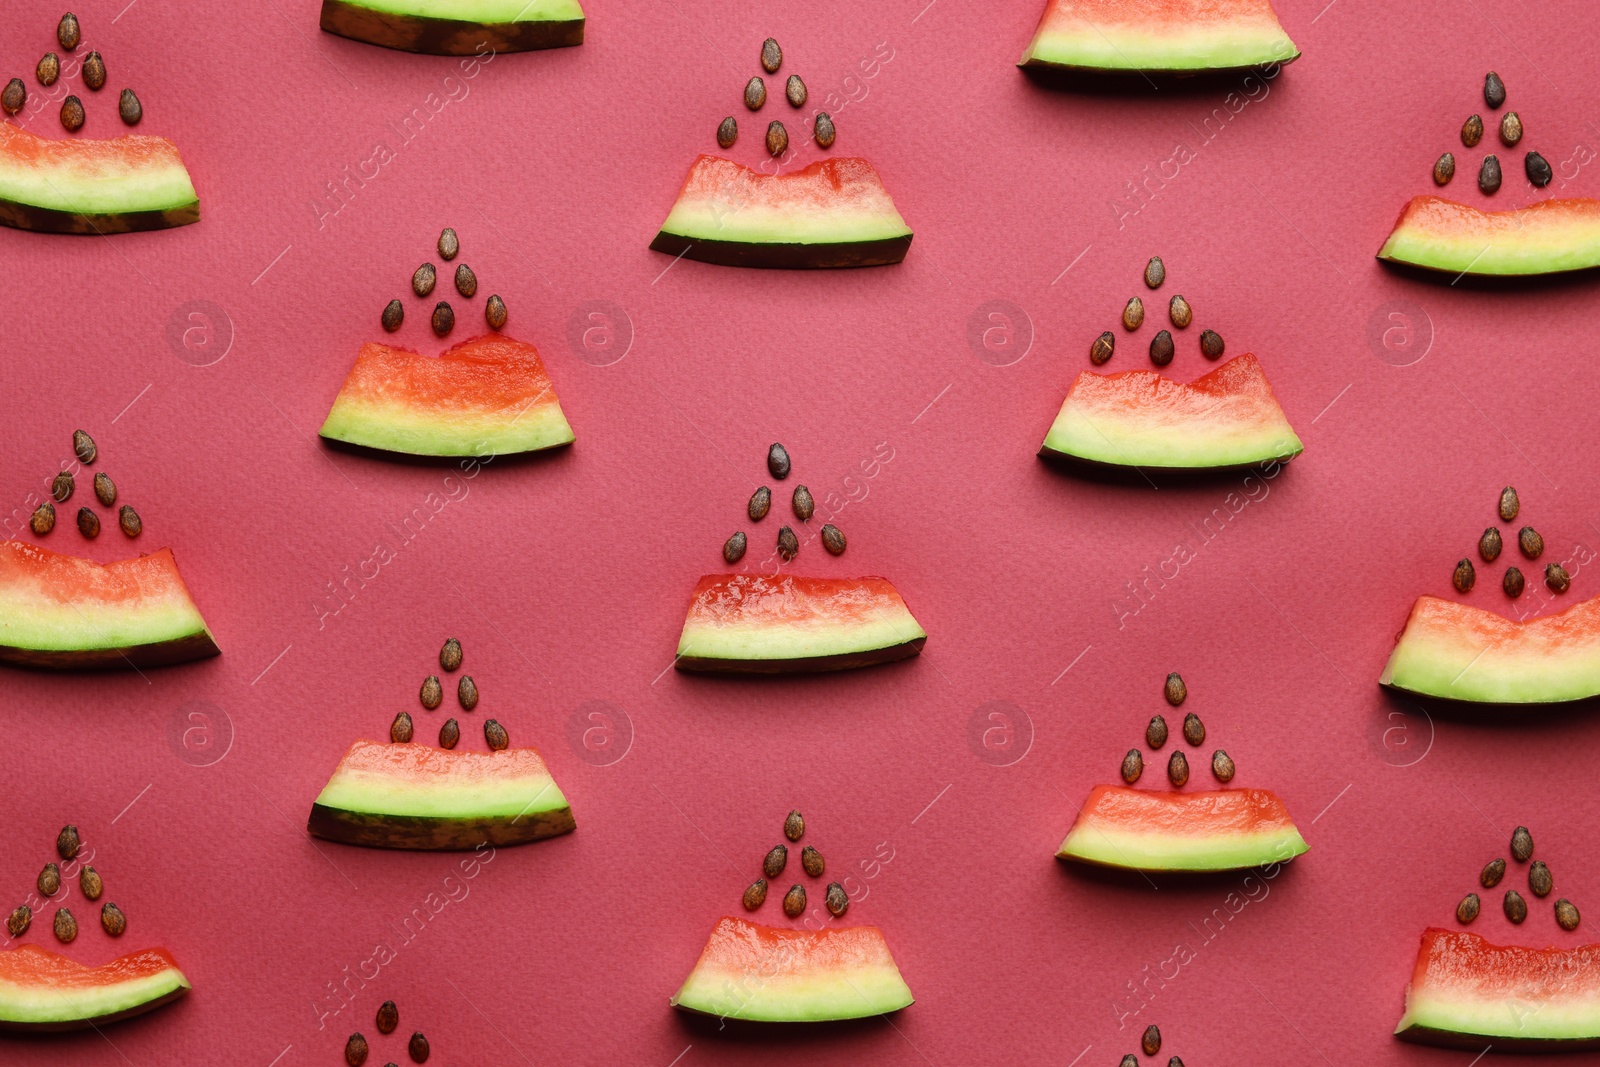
3;0;1600;1063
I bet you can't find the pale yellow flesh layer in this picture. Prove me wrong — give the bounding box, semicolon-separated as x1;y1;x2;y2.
1023;23;1298;71
659;200;911;247
1399;990;1600;1043
0;149;197;216
1380;623;1600;704
315;766;569;820
1057;822;1308;871
1042;402;1303;469
0;968;188;1025
677;609;926;662
320;396;574;457
1379;220;1600;276
341;0;583;19
673;964;913;1022
0;587;209;653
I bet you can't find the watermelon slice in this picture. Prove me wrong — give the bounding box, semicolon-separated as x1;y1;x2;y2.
1396;929;1600;1050
651;155;913;269
675;574;927;674
0;122;198;234
319;334;574;458
0;945;190;1032
308;739;576;849
0;541;218;669
320;0;584;53
1039;352;1303;471
1056;784;1309;872
671;917;914;1022
1378;196;1600;277
1019;0;1300;74
1380;593;1600;705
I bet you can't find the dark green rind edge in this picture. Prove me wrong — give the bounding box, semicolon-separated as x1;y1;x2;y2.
318;429;575;460
650;231;912;270
307;804;576;850
0;197;198;235
0;630;220;670
1018;50;1300;75
1037;443;1303;474
0;983;188;1033
676;636;926;675
671;996;914;1023
1378;679;1600;709
1396;1022;1600;1052
319;0;584;54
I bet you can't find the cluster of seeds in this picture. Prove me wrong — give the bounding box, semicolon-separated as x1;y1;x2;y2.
722;442;847;565
1432;72;1552;193
1117;1023;1184;1067
1119;674;1235;788
29;430;142;541
1450;486;1568;599
394;638;503;751
344;999;430;1065
1091;258;1224;368
741;810;850;920
1455;826;1580;933
1;13;143;129
4;825;126;945
716;38;835;156
382;229;508;338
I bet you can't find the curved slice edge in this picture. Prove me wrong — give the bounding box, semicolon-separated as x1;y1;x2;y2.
0;945;190;1032
319;0;584;53
1377;195;1600;277
1018;0;1300;73
1055;785;1309;872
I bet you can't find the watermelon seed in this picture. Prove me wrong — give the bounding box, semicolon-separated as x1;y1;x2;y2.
1168;1057;1185;1067
100;902;126;937
1090;330;1115;365
390;712;414;743
37;52;60;86
767;443;791;480
763;845;787;878
1526;151;1553;188
38;863;61;896
1120;748;1143;784
56;824;79;859
411;263;437;297
760;37;782;74
784;810;804;841
1480;858;1506;888
1119;1057;1138;1067
1182;712;1205;747
1142;1024;1161;1055
376;1000;399;1034
79;866;102;900
748;486;771;521
485;294;507;330
1546;564;1572;593
744;77;767;111
1529;861;1553;898
1499;111;1522;146
1479;155;1502;195
1498;486;1520;522
453;263;477;298
785;75;807;108
1461;114;1483;147
1146;715;1168;749
118;88;141;125
72;429;96;464
1453;558;1476;593
717;116;737;148
1503;566;1525;598
344;1033;369;1066
824;881;848;917
782;884;806;918
1122;297;1144;330
60;95;84;132
742;879;768;910
792;485;814;522
5;905;29;938
381;299;403;332
484;718;508;750
409;1032;430;1063
93;471;115;506
1479;528;1503;562
438;718;459;749
1433;152;1455;186
820;524;846;555
1167;750;1189;787
777;525;799;561
1211;749;1235;783
419;676;443;710
430;301;453;336
800;845;825;878
82;51;105;92
1456;892;1481;924
57;12;81;51
1518;526;1544;559
29;503;55;535
765;120;788;157
457;675;479;710
1163;672;1186;706
117;505;141;538
437;228;459;261
1511;826;1534;862
440;637;462;671
1556;898;1581;931
1;79;24;114
1199;329;1225;360
75;507;98;538
53;907;77;943
51;470;74;502
1144;256;1165;289
1484;71;1506;110
1168;294;1192;329
813;112;836;149
722;531;747;564
1149;330;1174;366
1503;889;1528;924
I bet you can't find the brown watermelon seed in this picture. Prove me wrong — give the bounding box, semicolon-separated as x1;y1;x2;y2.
52;470;74;502
1163;672;1186;706
1547;563;1572;593
485;294;507;330
813;112;836;148
761;37;782;73
1120;1057;1138;1067
82;51;105;91
376;1000;399;1034
1212;749;1236;782
1456;893;1481;924
118;505;141;538
765;120;788;157
60;94;85;131
1479;155;1502;195
1556;898;1581;931
1090;330;1115;365
1182;712;1205;747
1168;294;1192;329
345;1033;369;1066
1481;858;1506;888
93;471;115;506
824;881;848;916
782;884;806;918
484;718;508;751
1484;71;1505;109
820;524;846;555
1146;715;1168;749
744;77;767;111
1142;1024;1162;1056
1169;1057;1185;1067
58;12;81;50
382;299;403;332
2;78;24;114
1518;526;1544;559
1167;751;1189;787
30;502;55;535
1530;861;1553;898
1144;256;1165;289
1120;748;1143;784
440;637;462;671
390;712;414;743
412;263;436;297
431;301;454;336
56;824;79;859
742;879;768;910
1122;296;1144;331
723;531;747;564
437;227;459;261
717;116;737;148
454;263;476;298
784;810;804;841
38;863;61;896
763;844;788;879
76;507;99;538
748;486;772;520
118;88;142;125
801;845;825;878
767;443;791;479
438;718;460;749
777;526;799;561
1200;329;1225;359
1433;152;1455;186
792;485;814;521
5;905;29;938
1526;151;1553;188
458;675;479;710
1462;114;1484;147
1511;826;1533;862
73;429;96;463
1479;527;1503;562
79;866;102;900
420;676;443;710
1504;889;1528;924
786;75;806;108
38;52;61;86
1504;566;1525;598
1499;486;1520;521
1500;111;1522;146
100;902;126;937
1453;558;1476;593
54;907;77;943
1149;330;1174;367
